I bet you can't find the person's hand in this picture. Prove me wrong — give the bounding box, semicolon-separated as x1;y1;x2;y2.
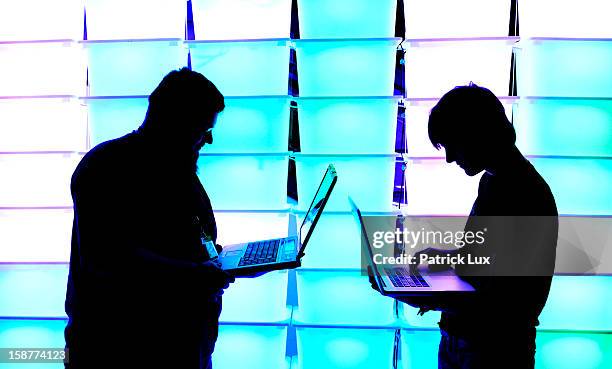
215;244;223;254
410;247;454;273
199;260;235;293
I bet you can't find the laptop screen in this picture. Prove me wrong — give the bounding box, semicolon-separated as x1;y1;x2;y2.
299;164;337;254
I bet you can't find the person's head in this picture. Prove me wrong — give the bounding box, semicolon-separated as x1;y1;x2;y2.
141;68;224;154
428;84;516;176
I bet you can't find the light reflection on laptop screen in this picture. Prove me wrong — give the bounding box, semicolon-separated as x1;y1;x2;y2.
300;165;335;245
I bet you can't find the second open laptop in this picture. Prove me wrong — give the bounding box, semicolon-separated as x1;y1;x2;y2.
219;164;337;276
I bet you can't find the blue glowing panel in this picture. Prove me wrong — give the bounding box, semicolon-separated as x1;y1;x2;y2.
518;39;612;98
294;154;396;212
0;97;86;152
535;332;612;369
0;0;82;41
297;0;396;38
219;271;289;324
0;265;68;318
515;98;612;158
197;154;289;210
400;330;440;369
85;0;185;40
539;276;612;331
296;327;395;369
294;39;400;97
0;319;66;348
520;0;612;38
0;209;72;263
530;158;612;215
404;0;511;38
294;271;396;327
214;211;290;247
214;325;288;369
189;40;290;96
404;39;514;98
192;0;291;40
85;40;186;96
85;97;148;147
405;159;481;215
0;153;79;208
297;97;399;155
0;41;84;96
297;213;370;269
205;97;290;154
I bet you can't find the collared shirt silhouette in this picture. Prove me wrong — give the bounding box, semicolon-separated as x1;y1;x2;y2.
65;68;233;369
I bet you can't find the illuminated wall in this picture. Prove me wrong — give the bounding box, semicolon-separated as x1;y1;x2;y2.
0;1;610;369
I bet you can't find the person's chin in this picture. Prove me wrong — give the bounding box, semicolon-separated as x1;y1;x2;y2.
463;166;484;176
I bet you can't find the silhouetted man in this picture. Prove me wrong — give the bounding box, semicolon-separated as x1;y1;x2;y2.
372;85;558;369
65;68;234;369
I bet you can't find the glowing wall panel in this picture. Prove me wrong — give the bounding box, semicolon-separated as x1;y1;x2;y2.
402;307;441;329
515;98;612;157
206;97;290;153
298;97;399;154
85;40;186;96
294;154;396;212
404;0;511;38
0;209;72;262
214;211;290;246
192;0;291;40
0;41;84;96
296;327;395;369
530;158;612;215
517;39;612;98
294;39;400;97
535;332;612;369
520;0;612;38
189;40;290;96
0;264;68;318
85;97;148;147
0;0;83;41
219;271;289;323
0;153;79;208
404;39;514;98
297;0;396;38
197;154;289;210
294;271;396;327
405;159;481;215
0;319;66;348
214;325;289;369
85;0;185;40
0;97;86;152
400;330;440;369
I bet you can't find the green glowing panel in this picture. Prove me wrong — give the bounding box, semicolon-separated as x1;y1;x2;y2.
536;332;612;369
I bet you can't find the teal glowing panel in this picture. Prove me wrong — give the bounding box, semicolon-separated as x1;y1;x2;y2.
402;307;441;329
539;276;612;331
214;325;289;369
0;319;66;348
214;211;290;247
189;40;290;96
294;39;400;97
297;97;399;154
530;158;612;215
535;332;612;369
400;330;440;369
206;97;290;154
294;271;396;327
85;40;186;96
515;98;612;157
219;271;289;324
192;0;291;40
0;209;72;263
0;0;83;41
297;0;396;38
0;265;68;318
518;39;612;98
197;154;289;210
296;327;395;369
86;97;148;146
294;154;396;212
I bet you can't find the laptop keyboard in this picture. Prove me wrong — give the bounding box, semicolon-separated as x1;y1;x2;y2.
238;239;281;267
385;267;430;288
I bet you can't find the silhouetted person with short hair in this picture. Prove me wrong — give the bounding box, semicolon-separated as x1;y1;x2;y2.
372;84;558;369
65;68;234;369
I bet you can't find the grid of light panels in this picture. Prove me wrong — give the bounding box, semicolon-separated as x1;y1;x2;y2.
0;1;610;369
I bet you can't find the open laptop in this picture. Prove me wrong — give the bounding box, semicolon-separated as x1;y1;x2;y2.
349;197;474;296
219;164;337;276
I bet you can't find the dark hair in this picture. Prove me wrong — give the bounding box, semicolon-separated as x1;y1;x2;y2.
143;67;224;129
428;84;515;150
